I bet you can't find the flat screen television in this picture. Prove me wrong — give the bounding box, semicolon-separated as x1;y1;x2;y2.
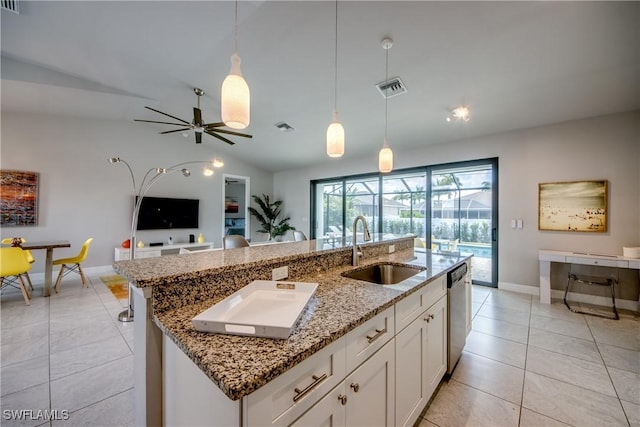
136;196;199;230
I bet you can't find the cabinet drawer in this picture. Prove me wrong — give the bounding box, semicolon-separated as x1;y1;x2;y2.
395;288;424;333
395;275;447;332
346;306;394;373
566;256;627;268
245;336;346;426
423;275;446;311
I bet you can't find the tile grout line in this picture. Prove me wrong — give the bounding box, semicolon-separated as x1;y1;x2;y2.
516;294;533;427
585;316;633;427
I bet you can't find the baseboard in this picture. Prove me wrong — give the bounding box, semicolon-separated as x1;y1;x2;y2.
551;289;639;312
498;282;638;312
27;264;116;284
498;282;540;296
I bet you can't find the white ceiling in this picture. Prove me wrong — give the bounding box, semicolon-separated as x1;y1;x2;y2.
2;1;639;172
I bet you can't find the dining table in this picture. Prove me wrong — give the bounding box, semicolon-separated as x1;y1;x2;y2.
21;240;71;297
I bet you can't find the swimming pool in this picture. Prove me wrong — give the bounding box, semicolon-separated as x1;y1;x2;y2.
457;244;492;258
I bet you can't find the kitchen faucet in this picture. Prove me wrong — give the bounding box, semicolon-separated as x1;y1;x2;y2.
352;215;372;266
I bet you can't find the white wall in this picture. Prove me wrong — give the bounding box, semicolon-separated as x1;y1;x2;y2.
274;111;640;289
1;112;273;273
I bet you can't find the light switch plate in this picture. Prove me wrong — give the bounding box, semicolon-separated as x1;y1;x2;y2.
389;245;395;253
272;266;289;281
511;219;517;229
517;219;523;229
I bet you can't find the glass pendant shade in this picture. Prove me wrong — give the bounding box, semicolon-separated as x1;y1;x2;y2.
326;111;345;157
221;53;250;130
378;142;393;173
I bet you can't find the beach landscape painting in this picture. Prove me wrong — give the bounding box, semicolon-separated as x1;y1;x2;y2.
0;170;39;226
538;180;607;232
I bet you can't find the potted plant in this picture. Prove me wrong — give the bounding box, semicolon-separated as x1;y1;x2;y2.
248;194;295;241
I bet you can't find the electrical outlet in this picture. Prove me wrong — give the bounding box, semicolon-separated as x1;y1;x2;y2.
272;266;288;281
388;245;395;254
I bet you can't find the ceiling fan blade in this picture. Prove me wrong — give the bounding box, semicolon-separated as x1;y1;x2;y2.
134;119;187;126
195;132;202;144
144;106;190;124
210;128;253;139
193;107;202;127
205;130;235;145
159;128;191;134
203;122;226;128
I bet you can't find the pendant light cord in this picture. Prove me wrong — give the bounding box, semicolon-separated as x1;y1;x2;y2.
384;44;389;143
333;0;338;113
234;0;239;53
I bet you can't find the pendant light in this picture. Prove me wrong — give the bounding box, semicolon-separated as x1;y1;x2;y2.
221;0;250;130
379;37;394;173
327;0;344;158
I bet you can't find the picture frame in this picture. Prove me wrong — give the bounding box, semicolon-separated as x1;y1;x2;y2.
538;180;607;232
0;169;40;227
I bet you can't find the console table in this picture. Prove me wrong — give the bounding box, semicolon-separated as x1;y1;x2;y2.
114;242;213;261
538;250;640;305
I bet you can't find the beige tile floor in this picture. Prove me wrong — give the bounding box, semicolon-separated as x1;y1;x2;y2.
420;286;640;427
1;272;134;427
2;275;638;427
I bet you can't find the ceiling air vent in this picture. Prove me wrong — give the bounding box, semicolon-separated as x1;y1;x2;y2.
274;122;294;132
1;0;19;14
376;77;407;98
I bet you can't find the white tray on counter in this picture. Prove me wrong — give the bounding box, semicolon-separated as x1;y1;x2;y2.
192;280;318;339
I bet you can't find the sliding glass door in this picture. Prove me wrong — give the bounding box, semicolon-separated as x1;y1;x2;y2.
431;161;497;286
311;158;498;286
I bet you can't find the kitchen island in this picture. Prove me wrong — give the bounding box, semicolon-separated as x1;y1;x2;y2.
114;235;471;426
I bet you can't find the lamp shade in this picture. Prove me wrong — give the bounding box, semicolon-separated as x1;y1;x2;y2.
221;53;250;130
326;111;345;157
378;146;393;173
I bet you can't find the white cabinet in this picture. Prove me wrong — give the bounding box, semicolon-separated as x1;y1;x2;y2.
346;306;394;372
344;338;395;426
395;293;447;427
465;260;472;335
245;337;346;427
292;339;395;427
425;296;447;399
114;242;213;261
395;312;428;427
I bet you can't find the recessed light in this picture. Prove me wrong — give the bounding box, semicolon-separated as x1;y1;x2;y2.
447;106;470;122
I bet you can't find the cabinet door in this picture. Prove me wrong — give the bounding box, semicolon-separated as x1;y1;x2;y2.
395;314;427;427
290;384;346;427
425;296;447;398
345;339;395;427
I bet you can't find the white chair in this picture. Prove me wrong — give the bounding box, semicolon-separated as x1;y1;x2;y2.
223;235;250;249
293;230;308;241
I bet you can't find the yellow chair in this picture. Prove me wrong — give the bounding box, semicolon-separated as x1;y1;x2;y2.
0;247;32;305
53;238;93;292
1;238;35;291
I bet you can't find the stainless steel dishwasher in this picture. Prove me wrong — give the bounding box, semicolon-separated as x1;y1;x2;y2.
447;262;468;374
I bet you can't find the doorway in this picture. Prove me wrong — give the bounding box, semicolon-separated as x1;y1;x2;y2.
222;174;250;241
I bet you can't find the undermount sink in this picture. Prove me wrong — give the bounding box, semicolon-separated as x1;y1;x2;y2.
341;262;425;285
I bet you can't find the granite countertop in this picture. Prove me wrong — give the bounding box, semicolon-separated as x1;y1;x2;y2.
154;247;470;401
114;233;402;287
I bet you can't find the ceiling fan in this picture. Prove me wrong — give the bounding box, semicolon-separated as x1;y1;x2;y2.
134;88;253;145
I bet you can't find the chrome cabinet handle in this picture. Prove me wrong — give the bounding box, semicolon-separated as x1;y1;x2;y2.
366;328;387;343
338;394;348;405
428;314;435;319
293;373;327;402
350;383;360;393
424;316;430;323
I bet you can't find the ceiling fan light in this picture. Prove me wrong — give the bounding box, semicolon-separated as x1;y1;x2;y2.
212;158;224;168
221;53;250;130
202;167;215;177
379;145;393;173
326;111;345;158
